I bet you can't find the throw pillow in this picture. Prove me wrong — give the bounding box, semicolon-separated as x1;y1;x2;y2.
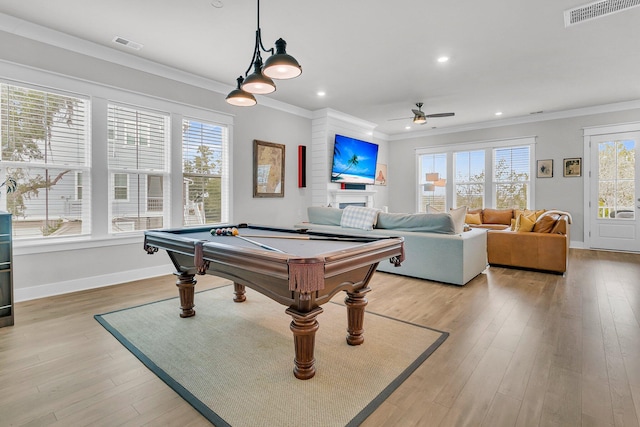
465;212;482;225
340;206;380;231
449;206;467;234
515;209;545;221
533;213;560;233
514;213;535;232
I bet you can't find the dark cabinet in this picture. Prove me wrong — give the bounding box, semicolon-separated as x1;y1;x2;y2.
0;212;13;327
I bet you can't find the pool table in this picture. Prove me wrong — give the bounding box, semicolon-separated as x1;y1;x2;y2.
143;224;404;380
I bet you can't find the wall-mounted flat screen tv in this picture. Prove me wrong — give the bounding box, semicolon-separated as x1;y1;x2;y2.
330;134;379;185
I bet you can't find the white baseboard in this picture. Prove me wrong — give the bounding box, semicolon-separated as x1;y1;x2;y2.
569;240;585;249
14;264;175;302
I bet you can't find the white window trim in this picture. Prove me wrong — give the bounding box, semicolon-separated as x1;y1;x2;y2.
582;121;640;247
415;136;537;211
1;59;234;255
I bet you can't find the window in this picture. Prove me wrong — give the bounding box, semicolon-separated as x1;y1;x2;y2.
418;153;446;212
113;173;129;201
597;139;635;219
493;146;530;209
454;151;485;209
182;119;229;226
107;104;168;233
416;137;534;211
0;83;90;239
75;172;83;200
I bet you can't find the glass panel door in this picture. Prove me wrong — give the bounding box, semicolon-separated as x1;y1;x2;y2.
589;132;640;252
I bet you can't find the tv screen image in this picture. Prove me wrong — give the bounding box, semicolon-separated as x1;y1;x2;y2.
331;134;379;185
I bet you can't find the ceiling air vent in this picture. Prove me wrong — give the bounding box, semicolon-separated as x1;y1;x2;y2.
112;36;143;50
564;0;640;26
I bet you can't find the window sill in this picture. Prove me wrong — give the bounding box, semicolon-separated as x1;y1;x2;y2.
13;233;145;256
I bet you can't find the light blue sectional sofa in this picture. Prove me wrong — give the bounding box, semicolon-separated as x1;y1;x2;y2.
295;207;488;286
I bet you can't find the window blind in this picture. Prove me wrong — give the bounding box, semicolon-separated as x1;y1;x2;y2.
493;146;531;209
107;104;168;233
0;83;90;239
182;119;229;226
454;150;485;209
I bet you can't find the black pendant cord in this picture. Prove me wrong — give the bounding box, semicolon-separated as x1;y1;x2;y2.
243;0;275;77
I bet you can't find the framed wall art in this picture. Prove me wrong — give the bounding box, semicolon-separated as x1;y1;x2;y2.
375;163;387;185
563;157;581;177
537;159;553;178
253;140;285;197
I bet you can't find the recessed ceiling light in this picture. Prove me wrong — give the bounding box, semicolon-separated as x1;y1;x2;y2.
317;91;326;97
495;111;503;116
405;126;411;130
437;56;449;63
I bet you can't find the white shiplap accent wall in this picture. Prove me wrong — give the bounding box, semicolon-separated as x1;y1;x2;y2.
310;109;382;207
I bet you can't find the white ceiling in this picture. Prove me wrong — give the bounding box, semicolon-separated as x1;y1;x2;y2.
1;0;639;136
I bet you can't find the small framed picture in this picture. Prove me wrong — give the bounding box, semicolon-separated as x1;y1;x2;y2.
563;157;582;177
537;159;553;178
375;163;387;186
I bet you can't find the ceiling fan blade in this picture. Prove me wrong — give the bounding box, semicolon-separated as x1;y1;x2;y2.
387;117;412;121
411;109;422;115
425;112;455;118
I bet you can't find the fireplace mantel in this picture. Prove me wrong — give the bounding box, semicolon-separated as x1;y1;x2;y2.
328;189;376;208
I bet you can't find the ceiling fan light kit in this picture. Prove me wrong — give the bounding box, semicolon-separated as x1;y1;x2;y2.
389;102;455;126
225;0;302;106
413;115;427;124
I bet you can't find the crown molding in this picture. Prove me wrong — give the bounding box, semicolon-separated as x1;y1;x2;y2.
3;12;638;139
0;12;312;120
388;99;640;141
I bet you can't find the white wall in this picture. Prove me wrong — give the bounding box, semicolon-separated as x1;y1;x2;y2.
386;108;640;246
2;21;638;300
0;29;312;300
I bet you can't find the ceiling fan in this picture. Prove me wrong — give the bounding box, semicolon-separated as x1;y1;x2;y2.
389;102;455;125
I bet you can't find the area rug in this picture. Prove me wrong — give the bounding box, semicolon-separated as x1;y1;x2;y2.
95;286;448;426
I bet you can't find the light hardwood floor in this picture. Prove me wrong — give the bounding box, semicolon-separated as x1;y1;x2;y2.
1;249;639;426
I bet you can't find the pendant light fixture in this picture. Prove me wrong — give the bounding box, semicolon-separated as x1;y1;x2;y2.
225;0;302;106
225;76;257;106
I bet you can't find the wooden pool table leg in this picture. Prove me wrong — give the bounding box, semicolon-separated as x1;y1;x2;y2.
174;271;196;318
345;286;371;345
286;306;323;380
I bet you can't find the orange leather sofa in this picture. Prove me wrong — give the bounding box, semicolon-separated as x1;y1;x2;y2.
466;209;570;273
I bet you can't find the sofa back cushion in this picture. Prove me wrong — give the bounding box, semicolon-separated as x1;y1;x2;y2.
482;209;513;225
307;206;343;226
376;212;455;234
532;213;559;233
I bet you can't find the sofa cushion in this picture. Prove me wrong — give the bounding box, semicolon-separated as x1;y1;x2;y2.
511;210;536;230
465;212;482;225
482;208;513;225
448;206;467;234
533;213;559;233
376;212;455;234
307;206;343;226
515;209;545;221
514;214;535;232
340;206;380;231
